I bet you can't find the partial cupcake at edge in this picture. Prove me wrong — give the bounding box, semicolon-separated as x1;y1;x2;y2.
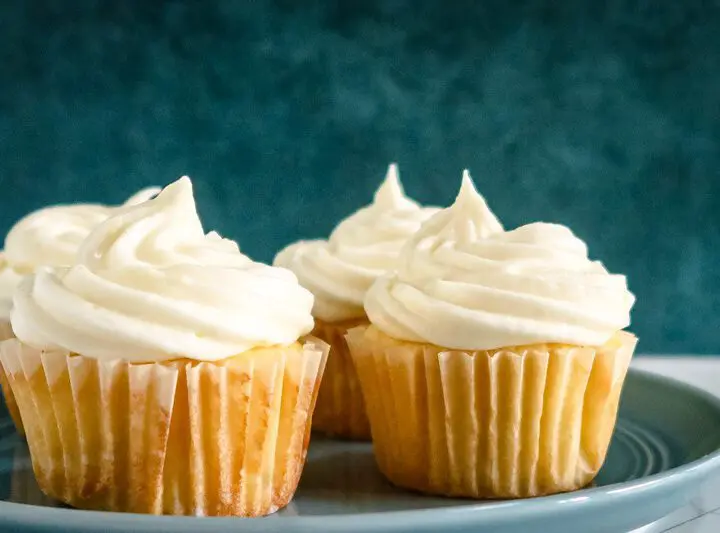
274;164;438;440
0;186;159;435
346;171;637;499
0;177;328;516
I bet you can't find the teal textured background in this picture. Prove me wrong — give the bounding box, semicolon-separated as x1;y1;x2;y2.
0;1;718;353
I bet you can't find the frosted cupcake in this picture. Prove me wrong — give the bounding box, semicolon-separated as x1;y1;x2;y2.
274;165;439;439
0;177;328;516
0;187;158;435
347;172;636;499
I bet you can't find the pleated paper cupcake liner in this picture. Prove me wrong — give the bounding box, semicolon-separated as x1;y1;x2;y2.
346;326;637;499
311;318;371;440
0;320;23;436
10;439;54;506
0;337;329;516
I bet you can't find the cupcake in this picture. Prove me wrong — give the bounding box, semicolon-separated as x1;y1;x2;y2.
274;164;439;440
346;171;636;499
0;186;159;435
0;177;328;516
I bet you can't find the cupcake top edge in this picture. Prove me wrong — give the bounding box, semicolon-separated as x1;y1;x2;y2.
10;176;315;363
364;172;635;350
273;164;440;323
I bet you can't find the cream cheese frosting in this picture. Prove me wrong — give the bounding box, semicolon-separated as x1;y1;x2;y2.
364;171;635;350
4;187;160;274
11;177;315;362
0;255;23;320
0;187;160;320
274;164;440;322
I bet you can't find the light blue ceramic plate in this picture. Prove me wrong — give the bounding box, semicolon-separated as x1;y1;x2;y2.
1;368;719;533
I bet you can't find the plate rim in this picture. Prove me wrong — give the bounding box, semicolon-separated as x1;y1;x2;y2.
1;367;720;531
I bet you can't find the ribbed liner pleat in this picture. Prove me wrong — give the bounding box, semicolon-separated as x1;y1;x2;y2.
0;320;23;435
310;318;371;440
346;326;636;499
0;338;328;516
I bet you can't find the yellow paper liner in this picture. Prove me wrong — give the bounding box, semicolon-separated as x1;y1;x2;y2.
10;439;55;506
0;337;329;516
0;320;23;436
311;317;371;440
346;326;637;499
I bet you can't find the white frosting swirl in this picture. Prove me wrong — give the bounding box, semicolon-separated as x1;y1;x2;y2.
365;171;635;349
0;187;159;321
11;177;314;362
4;187;160;274
274;164;440;322
0;255;23;320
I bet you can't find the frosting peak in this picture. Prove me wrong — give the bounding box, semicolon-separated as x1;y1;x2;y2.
274;164;440;322
429;170;503;245
124;187;162;206
76;176;246;273
372;164;417;211
365;175;634;350
12;177;315;362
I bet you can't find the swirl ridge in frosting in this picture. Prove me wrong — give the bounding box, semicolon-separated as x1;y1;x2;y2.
274;164;440;322
4;187;161;274
0;186;160;320
364;171;635;349
11;177;315;362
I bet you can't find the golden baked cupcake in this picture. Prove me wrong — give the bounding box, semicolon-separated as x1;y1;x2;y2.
347;171;636;499
0;186;159;435
0;177;328;516
274;164;438;440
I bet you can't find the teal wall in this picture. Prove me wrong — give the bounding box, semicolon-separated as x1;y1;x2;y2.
0;1;718;353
